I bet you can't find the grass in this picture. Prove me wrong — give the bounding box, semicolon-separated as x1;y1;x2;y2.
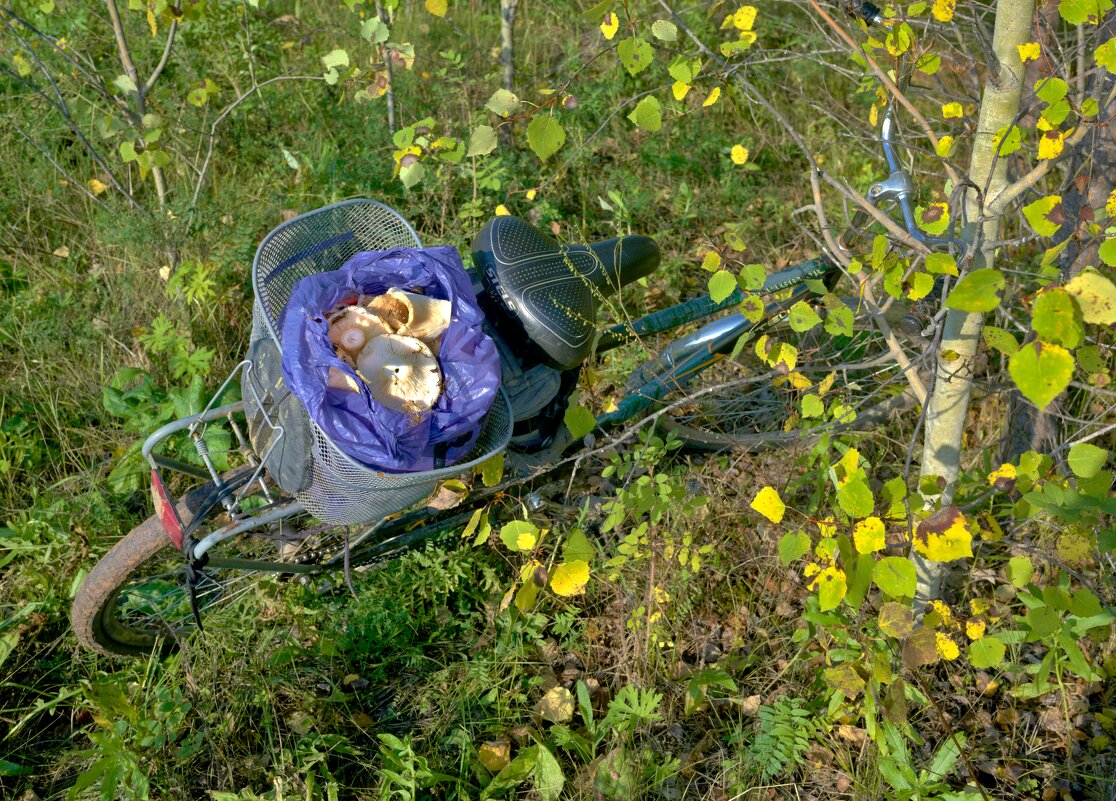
2;1;1114;800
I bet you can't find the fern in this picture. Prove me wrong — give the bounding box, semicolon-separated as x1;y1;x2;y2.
749;697;822;779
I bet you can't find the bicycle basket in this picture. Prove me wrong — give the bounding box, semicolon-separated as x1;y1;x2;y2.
246;199;512;526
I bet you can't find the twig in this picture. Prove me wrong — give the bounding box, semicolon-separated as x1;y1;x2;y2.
187;75;327;226
143;18;177;95
8;121;107;208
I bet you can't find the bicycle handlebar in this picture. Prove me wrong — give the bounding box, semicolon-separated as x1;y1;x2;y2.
835;1;967;256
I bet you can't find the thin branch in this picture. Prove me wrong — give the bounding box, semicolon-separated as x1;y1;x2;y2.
988;82;1116;214
143;18;177;95
8;121;108;208
187;75;327;226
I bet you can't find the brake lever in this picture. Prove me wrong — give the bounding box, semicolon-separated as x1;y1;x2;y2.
839;107;967;257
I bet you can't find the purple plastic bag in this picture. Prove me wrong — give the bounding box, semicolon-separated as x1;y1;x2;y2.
279;246;501;472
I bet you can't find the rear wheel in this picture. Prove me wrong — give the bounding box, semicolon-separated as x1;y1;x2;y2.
655;328;917;451
72;468;338;657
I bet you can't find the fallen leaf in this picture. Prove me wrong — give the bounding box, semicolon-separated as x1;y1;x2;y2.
535;686;574;724
52;245;69;258
478;739;511;772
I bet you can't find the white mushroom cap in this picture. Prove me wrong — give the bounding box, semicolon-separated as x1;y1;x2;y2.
387;289;452;346
356;333;442;414
361;293;409;332
328;306;393;357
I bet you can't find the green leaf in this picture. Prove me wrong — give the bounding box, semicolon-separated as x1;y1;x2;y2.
481;452;504;487
651;19;677;41
580;0;613;21
1068;443;1107;478
836;478;874;519
321;48;349;69
778;530;811;566
617;37;653;75
824;305;854;337
467;125;498;157
1008;341;1074;410
968;637;1006;669
1059;0;1112;26
801;394;824;418
907;272;935;301
945;269;1005;312
485;88;520;117
113;73;137;93
564;529;595;564
874;556;916;598
708;270;737;303
787;301;822;332
738;263;766;291
668;55;702;84
500;520;539;553
1064;268;1116;323
816;567;847;611
1032;288;1085;347
982;325;1019;355
627;96;662;132
925;252;958;276
1096;37;1116;73
361;17;390;42
740;295;764;323
1022;195;1062;237
1100;238;1116;267
119;140;138;163
533;745;564;801
564;403;596;439
1007;555;1033;588
993;125;1023;156
526;116;565;162
1035;76;1069;105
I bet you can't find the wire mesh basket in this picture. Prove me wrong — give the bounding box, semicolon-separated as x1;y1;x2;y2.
245;199;512;526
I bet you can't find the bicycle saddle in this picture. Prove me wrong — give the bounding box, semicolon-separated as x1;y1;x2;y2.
472;216;660;370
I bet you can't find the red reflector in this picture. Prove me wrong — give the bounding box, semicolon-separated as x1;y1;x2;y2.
151;469;185;549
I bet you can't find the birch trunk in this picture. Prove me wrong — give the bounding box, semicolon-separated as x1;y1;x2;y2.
912;0;1036;604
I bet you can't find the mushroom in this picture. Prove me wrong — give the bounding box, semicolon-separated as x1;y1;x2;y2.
387;288;452;346
326;366;362;394
327;306;393;357
361;293;409;332
356;333;442;415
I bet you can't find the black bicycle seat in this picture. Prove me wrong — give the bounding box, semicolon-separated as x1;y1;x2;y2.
472;216;660;370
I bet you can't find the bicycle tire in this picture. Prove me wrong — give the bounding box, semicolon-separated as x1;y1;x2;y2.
652;329;917;452
71;472;250;658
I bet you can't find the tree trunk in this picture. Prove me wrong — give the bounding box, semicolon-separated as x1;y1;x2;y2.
498;0;517;147
912;0;1036;605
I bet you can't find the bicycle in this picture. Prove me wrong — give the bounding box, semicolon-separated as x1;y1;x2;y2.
72;9;948;658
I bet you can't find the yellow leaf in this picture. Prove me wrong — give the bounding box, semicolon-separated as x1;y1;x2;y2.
935;135;956;158
817;517;837;538
931;0;955;22
786;371;813;389
536;686;574;723
733;5;757;30
702;87;721;107
495;204;510;216
672;81;691;100
1106;188;1116;218
603;398;619;413
935;632;960;660
700;251;721;271
146;6;157;36
1017;41;1041;62
869;103;879;127
600;12;619;40
941;102;963;119
853;516;886;554
1036;118;1070;160
730;144;749;165
965;619;986;640
913;506;973;562
516;531;537;551
810;566;847;611
751;486;785;524
478;740;511;773
87;178;108;195
525;188;537;201
549;560;590;596
987;463;1017;487
425;0;447;16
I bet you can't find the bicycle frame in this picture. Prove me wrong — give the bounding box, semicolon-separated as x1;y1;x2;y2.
138;254;837;575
